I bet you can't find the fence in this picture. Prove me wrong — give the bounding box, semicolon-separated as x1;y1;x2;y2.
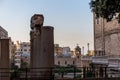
0;67;120;80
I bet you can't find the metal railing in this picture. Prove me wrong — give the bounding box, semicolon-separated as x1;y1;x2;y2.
0;67;120;80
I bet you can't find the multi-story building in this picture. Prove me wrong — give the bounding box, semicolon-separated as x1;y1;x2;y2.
0;26;8;39
19;42;30;54
55;45;82;67
54;44;62;56
0;26;17;66
94;13;120;57
10;41;17;66
14;41;30;68
93;13;120;68
55;57;76;67
14;42;83;68
82;56;92;67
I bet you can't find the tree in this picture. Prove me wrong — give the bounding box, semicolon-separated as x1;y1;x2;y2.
90;0;120;22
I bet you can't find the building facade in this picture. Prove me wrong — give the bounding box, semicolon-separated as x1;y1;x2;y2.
82;56;92;67
93;13;120;69
14;42;30;68
94;14;120;57
54;45;82;67
0;26;8;39
54;44;63;56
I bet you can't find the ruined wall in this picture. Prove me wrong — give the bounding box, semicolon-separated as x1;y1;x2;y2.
94;14;120;57
104;19;120;56
94;14;104;56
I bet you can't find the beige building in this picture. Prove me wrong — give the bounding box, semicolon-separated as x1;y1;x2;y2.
55;57;76;67
54;45;82;67
82;56;92;67
15;42;30;68
54;44;63;56
10;41;17;65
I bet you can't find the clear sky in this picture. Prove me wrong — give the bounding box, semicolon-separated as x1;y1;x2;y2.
0;0;93;54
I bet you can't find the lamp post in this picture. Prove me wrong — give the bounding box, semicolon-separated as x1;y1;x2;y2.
87;43;90;55
82;46;84;55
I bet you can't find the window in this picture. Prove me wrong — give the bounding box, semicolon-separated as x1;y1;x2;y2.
58;61;60;65
96;18;99;24
112;15;116;20
24;49;27;51
28;45;30;47
24;44;27;47
65;61;67;65
73;61;75;64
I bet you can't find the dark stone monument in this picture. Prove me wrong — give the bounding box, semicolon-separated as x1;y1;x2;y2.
0;39;10;80
30;14;44;68
30;14;54;79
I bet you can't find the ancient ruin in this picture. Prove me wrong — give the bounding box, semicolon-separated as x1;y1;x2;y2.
30;14;54;78
0;39;10;80
94;14;120;57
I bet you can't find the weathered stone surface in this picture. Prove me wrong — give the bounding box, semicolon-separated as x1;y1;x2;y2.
41;26;54;67
30;14;44;29
0;39;10;80
30;14;54;79
94;14;120;57
30;14;44;68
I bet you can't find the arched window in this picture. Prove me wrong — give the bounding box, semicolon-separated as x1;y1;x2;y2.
96;18;99;24
73;61;75;64
77;56;79;59
65;61;67;65
58;61;60;65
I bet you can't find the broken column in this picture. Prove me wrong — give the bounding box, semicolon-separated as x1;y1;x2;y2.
41;26;54;68
30;14;44;68
0;39;10;80
30;14;54;78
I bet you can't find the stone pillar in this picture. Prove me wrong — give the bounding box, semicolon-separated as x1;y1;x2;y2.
30;29;42;68
40;26;54;78
30;14;44;69
41;26;54;67
0;39;10;80
30;14;54;79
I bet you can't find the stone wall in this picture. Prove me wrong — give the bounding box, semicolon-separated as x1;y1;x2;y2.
94;14;120;56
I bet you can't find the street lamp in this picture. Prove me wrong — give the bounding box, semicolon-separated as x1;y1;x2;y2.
87;43;90;55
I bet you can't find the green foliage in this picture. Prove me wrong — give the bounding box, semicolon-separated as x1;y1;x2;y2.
10;66;20;79
90;0;120;22
54;66;82;74
76;74;82;79
86;71;95;78
21;60;29;68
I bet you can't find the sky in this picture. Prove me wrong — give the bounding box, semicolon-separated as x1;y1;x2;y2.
0;0;93;54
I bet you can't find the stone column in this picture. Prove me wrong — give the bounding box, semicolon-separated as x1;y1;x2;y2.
30;14;44;69
30;29;42;68
41;26;54;68
40;26;54;78
0;39;10;80
30;14;54;79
